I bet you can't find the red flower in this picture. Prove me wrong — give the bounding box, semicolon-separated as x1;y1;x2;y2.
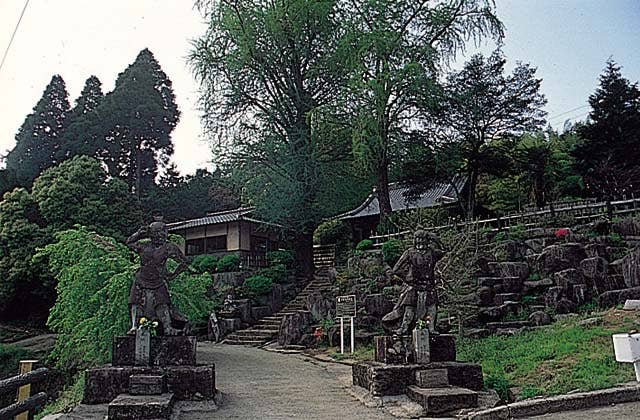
555;228;569;238
313;327;323;338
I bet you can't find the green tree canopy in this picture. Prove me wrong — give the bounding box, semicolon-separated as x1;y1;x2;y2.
6;75;70;185
190;0;356;276
31;156;142;241
344;0;503;219
574;60;640;199
428;51;546;218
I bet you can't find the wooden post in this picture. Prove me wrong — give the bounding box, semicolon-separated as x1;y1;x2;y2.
15;360;38;420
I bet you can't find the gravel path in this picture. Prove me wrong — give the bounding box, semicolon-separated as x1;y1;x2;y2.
187;343;394;420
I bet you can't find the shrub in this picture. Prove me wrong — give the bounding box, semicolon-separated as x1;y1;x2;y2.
243;275;273;297
216;254;241;272
485;373;511;401
259;264;289;283
190;255;219;274
314;220;349;245
266;250;294;267
381;239;403;266
355;239;373;251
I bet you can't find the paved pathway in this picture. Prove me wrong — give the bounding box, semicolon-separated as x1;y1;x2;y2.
529;401;640;419
188;343;393;420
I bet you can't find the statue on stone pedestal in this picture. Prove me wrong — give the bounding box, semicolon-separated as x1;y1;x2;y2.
382;229;444;336
126;217;191;336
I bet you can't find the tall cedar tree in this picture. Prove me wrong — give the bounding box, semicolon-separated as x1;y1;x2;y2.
574;60;640;199
92;49;180;199
6;75;70;186
344;0;503;221
56;75;105;161
429;52;546;219
191;0;351;277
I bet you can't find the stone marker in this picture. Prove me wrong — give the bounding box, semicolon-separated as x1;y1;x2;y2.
623;299;640;310
135;328;151;366
412;329;430;364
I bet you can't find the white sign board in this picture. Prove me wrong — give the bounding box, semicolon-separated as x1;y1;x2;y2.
336;295;356;354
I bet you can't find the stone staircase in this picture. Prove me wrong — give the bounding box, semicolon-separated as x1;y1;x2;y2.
313;244;336;268
223;273;333;346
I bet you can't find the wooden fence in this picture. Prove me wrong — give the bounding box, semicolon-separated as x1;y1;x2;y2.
369;197;640;246
0;361;48;420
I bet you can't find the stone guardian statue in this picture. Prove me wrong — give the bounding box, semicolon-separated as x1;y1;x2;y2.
126;217;191;335
382;229;444;335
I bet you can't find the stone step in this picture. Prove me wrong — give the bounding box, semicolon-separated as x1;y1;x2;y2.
494;293;521;305
232;329;279;336
129;374;164;395
223;339;266;346
415;369;450;388
108;393;175;419
406;386;478;415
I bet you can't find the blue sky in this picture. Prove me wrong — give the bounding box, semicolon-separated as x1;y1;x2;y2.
1;1;639;174
481;0;640;128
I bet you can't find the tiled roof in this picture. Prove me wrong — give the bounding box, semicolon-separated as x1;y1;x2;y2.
167;207;254;231
336;178;466;220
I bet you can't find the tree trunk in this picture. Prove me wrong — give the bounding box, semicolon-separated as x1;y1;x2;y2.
466;170;479;221
294;231;314;281
135;148;142;201
377;162;392;223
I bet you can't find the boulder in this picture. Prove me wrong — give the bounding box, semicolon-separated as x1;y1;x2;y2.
306;291;333;322
622;248;640;288
544;286;564;309
555;298;576;314
553;268;583;291
584;243;607;259
580;257;610;293
477;287;495;307
524;238;545;254
278;311;312;346
598;286;640;308
623;300;640;310
363;293;394;317
522;278;554;294
489;262;530;281
528;311;551;326
536;243;587;276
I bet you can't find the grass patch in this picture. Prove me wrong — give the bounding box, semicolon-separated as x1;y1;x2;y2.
458;309;638;399
330;343;374;362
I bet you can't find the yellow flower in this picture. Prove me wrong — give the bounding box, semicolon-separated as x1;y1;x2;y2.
139;317;147;324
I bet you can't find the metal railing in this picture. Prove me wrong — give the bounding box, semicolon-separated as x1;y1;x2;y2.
369;197;640;246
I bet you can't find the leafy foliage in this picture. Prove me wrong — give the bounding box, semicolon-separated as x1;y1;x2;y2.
381;239;404;266
355;239;373;251
243;275;274;297
266;250;294;268
32;156;142;241
190;254;219;274
313;220;350;246
216;254;241;272
0;189;52;319
39;227;212;370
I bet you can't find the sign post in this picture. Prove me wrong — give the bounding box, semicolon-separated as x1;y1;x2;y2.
336;295;356;354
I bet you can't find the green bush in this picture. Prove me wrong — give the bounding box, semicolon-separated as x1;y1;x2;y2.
243;275;273;297
314;220;349;245
216;254;241;272
355;239;373;251
259;264;289;283
381;239;403;266
0;344;36;379
190;255;219;274
267;250;294;267
485;373;511;401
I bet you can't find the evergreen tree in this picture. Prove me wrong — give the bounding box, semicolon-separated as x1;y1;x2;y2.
57;75;105;160
93;49;180;198
574;60;640;198
6;75;70;185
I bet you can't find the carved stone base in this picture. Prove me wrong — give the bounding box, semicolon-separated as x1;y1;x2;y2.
112;336;197;366
373;334;456;364
84;365;215;404
352;361;483;396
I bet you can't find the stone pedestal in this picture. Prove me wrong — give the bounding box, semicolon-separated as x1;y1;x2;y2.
84;335;216;418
